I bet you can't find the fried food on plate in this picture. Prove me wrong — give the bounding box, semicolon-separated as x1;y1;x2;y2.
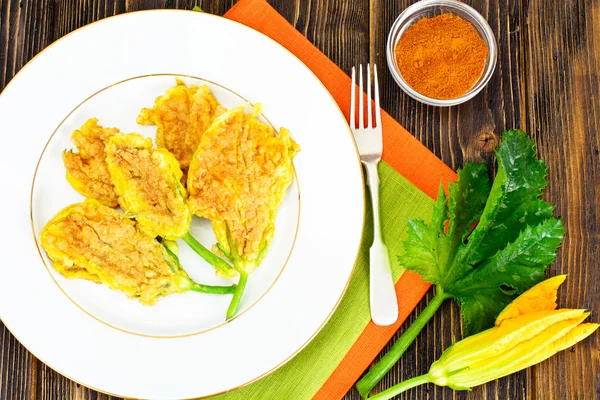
137;78;226;177
105;132;191;239
40;199;235;304
62;118;119;207
187;104;299;318
106;133;236;277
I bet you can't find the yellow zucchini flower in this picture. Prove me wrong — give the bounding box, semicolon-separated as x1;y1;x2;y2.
105;132;236;278
137;78;226;178
370;276;598;399
40;199;235;305
187;104;299;318
105;132;191;239
62;118;120;207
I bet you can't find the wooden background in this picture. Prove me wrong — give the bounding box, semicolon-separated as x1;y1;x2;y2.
1;0;598;399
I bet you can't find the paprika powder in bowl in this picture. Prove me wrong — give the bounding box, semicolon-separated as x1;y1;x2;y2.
387;0;497;106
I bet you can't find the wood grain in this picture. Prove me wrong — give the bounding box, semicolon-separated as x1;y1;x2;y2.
0;0;598;399
523;1;600;399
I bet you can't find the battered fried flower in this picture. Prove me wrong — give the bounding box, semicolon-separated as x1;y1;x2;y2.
106;133;235;277
62;118;119;207
106;133;191;239
40;199;235;305
137;79;226;177
187;104;299;318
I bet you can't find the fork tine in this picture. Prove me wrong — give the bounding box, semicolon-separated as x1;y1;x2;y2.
359;64;364;129
350;67;356;129
374;64;382;128
367;63;372;128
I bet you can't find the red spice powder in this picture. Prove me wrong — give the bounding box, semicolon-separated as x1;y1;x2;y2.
395;14;488;100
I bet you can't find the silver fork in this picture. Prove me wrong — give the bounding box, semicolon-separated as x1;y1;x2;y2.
350;64;398;326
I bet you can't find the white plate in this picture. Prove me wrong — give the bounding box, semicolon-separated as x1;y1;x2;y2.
0;10;364;399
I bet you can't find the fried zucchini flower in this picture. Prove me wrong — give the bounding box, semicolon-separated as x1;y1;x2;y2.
40;199;235;305
62;118;119;207
187;104;299;318
106;133;235;277
369;276;599;399
137;78;226;177
106;133;191;239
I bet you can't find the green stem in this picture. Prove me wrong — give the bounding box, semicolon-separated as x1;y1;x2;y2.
367;374;432;400
188;282;237;295
356;288;449;398
182;232;236;277
226;272;248;319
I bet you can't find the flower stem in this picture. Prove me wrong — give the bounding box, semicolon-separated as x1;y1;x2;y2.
226;272;249;319
188;282;237;295
182;232;236;277
367;374;431;400
356;288;449;398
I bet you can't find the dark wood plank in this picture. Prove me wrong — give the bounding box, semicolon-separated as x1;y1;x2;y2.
0;323;36;400
269;0;370;76
523;0;600;399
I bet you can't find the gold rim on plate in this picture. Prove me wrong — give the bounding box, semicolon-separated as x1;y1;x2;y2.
30;73;301;339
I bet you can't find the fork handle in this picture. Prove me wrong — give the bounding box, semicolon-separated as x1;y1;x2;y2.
364;161;399;326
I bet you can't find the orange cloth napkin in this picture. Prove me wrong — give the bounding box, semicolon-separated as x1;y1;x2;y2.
224;1;457;398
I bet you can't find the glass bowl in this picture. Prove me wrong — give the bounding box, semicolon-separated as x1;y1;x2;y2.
386;0;497;107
